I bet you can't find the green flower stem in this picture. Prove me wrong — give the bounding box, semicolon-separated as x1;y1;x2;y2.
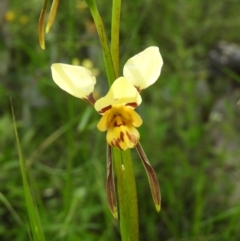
85;0;116;85
113;148;139;241
111;0;139;239
111;0;121;77
85;1;139;240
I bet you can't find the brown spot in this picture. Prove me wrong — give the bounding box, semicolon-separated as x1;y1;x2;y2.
125;102;138;108
120;131;124;142
115;138;122;150
99;105;112;114
113;120;126;127
110;137;123;150
113;121;119;127
111;141;115;147
126;131;137;145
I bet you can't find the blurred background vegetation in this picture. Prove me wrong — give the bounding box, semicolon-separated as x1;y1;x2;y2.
1;0;240;240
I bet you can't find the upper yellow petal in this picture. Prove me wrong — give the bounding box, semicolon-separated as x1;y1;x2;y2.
51;63;96;99
94;77;142;113
123;46;163;91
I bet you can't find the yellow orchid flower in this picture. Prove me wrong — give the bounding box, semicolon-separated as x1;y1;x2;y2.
51;46;163;150
51;46;163;214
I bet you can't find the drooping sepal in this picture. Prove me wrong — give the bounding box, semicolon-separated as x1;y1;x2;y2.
136;142;161;212
106;145;118;219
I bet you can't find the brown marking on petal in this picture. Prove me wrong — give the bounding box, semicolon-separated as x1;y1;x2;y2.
113;119;126;127
116;142;122;150
115;138;122;150
99;105;112;114
120;131;124;142
126;131;138;145
125;102;138;108
110;141;115;147
110;138;123;150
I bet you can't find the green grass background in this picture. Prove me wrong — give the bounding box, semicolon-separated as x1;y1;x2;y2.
1;0;240;240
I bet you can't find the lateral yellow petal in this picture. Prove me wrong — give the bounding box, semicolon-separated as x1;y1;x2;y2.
120;107;142;127
123;46;163;91
97;110;111;132
95;77;141;113
51;63;96;98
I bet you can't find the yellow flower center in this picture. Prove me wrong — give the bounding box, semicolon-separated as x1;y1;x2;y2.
97;106;142;150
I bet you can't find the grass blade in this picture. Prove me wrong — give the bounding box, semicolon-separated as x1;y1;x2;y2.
11;100;46;241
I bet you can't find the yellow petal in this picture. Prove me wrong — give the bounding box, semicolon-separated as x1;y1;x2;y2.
120;107;142;127
96;106;142;150
97;110;111;132
123;46;163;91
95;77;142;113
51;63;96;98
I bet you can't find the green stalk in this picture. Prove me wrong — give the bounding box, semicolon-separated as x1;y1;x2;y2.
85;0;116;85
64;98;74;213
85;0;139;240
111;0;139;239
111;0;121;77
113;148;139;241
